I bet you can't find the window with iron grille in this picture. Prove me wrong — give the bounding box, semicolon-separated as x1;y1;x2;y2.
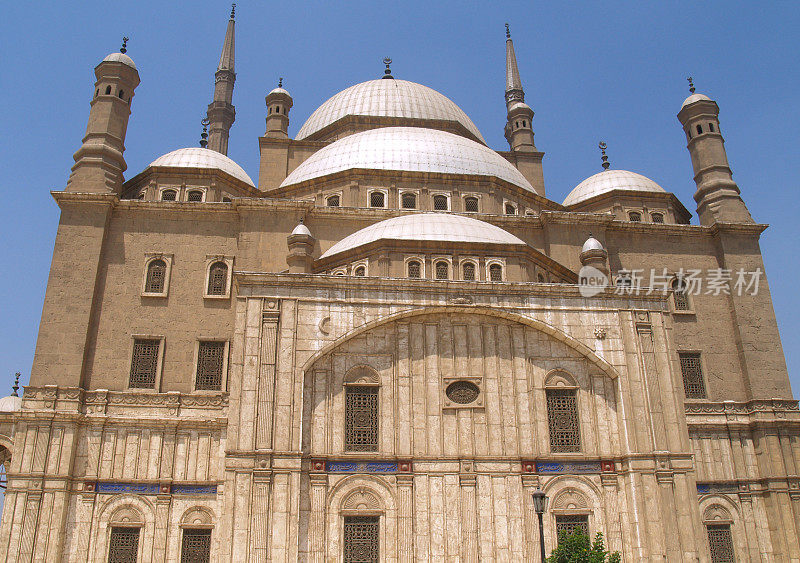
628;211;641;222
706;524;735;563
435;261;449;280
401;192;417;209
327;195;340;207
129;339;160;389
181;528;211;563
345;386;378;451
354;266;366;277
546;389;581;452
489;263;503;281
462;262;476;281
207;262;228;296
369;191;385;208
187;190;203;202
145;259;167;294
433;194;449;211
407;261;421;279
672;278;690;311
108;527;140;563
651;212;664;223
555;515;589;540
679;352;706;398
196;341;225;390
464;196;479;213
161;190;177;201
505;202;516;215
343;516;379;563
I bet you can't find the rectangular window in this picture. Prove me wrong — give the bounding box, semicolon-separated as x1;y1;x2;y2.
108;527;140;563
345;386;379;451
343;516;379;563
546;389;581;452
706;524;735;563
196;341;226;390
181;528;211;563
679;352;707;398
129;339;160;389
555;515;589;540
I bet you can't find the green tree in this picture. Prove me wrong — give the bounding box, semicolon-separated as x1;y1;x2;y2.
545;531;621;563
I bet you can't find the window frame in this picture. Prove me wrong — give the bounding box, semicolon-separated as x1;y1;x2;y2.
179;527;213;563
462;194;480;213
325;192;342;207
432;257;452;280
159;187;179;202
344;384;380;452
545;385;582;453
367;189;388;209
628;210;642;222
460;259;478;281
671;275;695;314
650;212;665;224
503;200;518;216
404;255;425;279
351;260;368;277
485;258;506;282
399;190;418;210
678;351;707;399
185;188;207;203
128;335;165;392
203;256;234;299
108;525;143;563
141;253;173;297
431;192;451;212
192;339;229;393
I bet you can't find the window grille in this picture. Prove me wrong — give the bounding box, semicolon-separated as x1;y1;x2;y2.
462;262;476;281
187;190;203;202
628;211;641;222
196;341;225;390
354;266;366;277
327;195;340;207
145;259;167;293
446;381;480;404
108;527;140;563
433;195;448;210
407;261;421;279
181;528;211;563
505;202;516;215
343;516;379;563
546;389;581;452
345;386;378;451
435;261;449;280
207;262;228;296
672;278;690;311
370;192;385;208
651;212;664;223
489;264;503;281
129;339;160;389
464;196;479;213
679;352;706;398
706;524;735;563
161;190;177;201
555;515;589;540
401;193;417;209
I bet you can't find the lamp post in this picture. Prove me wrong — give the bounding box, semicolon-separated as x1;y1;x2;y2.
532;487;548;562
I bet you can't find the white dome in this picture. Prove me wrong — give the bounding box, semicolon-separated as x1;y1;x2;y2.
296;79;485;143
268;87;291;97
581;236;605;253
102;52;137;70
281;127;535;192
0;395;21;413
563;170;666;207
681;92;712;108
292;222;312;236
149;148;254;186
320;213;526;259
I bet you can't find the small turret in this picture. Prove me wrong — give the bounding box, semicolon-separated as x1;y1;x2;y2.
265;78;293;139
287;219;314;273
503;24;536;152
580;234;609;277
206;4;237;155
66;37;140;193
677;78;753;225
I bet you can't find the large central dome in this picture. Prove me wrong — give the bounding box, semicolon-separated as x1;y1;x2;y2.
295;79;485;143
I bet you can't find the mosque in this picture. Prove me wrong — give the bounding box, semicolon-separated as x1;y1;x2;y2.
0;6;797;562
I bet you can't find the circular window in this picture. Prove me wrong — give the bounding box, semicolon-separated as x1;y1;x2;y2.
446;381;480;404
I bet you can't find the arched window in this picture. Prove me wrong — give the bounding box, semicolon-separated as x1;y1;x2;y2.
144;259;167;294
105;85;112;95
464;196;479;213
326;195;340;207
462;262;476;281
354;265;366;277
708;123;715;133
672;277;690;311
545;372;581;453
522;120;527;127
187;190;203;202
696;124;703;135
433;194;449;211
651;212;664;223
369;191;385;208
628;211;641;222
207;262;228;296
489;263;503;281
161;189;177;202
345;385;379;451
505;202;517;215
435;261;449;280
118;90;125;99
537;273;546;283
407;260;421;279
401;192;417;209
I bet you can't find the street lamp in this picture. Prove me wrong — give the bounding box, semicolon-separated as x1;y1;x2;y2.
532;488;548;562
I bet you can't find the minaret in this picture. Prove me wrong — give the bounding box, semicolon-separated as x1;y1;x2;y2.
66;37;140;193
206;4;237;155
677;78;753;225
504;24;536;152
265;78;293;138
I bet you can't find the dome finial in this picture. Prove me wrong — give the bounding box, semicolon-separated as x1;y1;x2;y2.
120;36;129;54
200;117;210;148
382;57;394;79
505;23;511;39
687;76;695;94
11;372;20;397
278;77;283;88
230;3;236;20
599;141;610;170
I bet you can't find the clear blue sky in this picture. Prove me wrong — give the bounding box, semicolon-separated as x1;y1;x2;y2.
1;1;798;396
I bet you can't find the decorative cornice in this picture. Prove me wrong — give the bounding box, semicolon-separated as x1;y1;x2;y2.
685;399;799;416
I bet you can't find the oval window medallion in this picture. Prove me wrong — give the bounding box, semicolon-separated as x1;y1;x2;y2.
446;381;480;404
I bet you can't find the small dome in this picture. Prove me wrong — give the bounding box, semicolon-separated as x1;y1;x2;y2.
281;127;535;193
268;87;291;97
681;92;712;109
581;236;605;254
0;395;21;413
320;213;526;259
291;222;312;236
296;79;485;143
507;101;532;113
563;169;666;207
148;148;254;186
102;52;137;70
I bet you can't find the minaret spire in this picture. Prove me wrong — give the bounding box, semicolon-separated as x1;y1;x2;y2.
505;23;524;106
206;4;237;155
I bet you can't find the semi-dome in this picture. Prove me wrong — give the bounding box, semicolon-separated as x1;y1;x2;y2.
148;147;254;186
320;213;526;259
296;79;485;143
563;170;666;207
280;127;535;192
681;92;712;109
102;52;137;70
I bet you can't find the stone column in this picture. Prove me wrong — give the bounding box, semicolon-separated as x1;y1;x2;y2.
521;474;540;563
153;490;172;560
251;473;272;562
459;461;478;563
257;302;280;449
308;471;328;563
396;474;414;562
